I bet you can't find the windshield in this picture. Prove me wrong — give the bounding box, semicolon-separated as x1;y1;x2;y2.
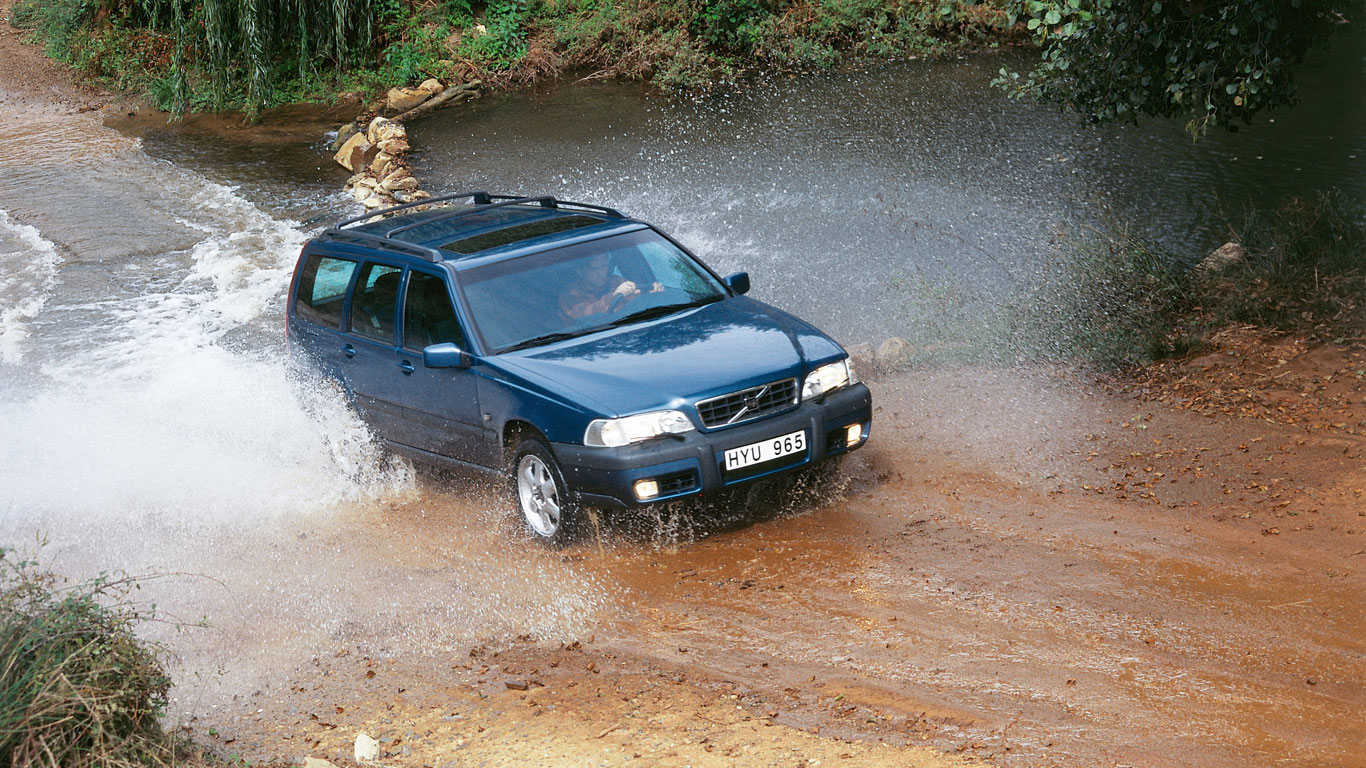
459;229;728;353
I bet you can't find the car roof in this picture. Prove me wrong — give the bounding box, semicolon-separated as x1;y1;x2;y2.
315;192;644;265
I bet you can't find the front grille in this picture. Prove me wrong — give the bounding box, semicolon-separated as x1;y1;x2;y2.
695;378;798;429
657;470;698;497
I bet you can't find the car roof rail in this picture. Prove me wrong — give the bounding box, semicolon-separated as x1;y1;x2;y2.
324;191;629;262
382;194;627;239
475;194;625;219
333;190;495;229
384;195;559;238
318;229;445;262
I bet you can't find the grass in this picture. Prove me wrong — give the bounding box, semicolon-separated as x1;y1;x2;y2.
0;547;173;768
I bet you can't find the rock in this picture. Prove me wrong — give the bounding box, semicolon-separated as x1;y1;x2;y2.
845;342;875;371
417;78;445;95
334;132;378;173
361;194;387;209
392;190;416;204
330;121;358;152
1197;242;1246;273
365;116;406;145
354;732;380;762
377;136;410;156
386;86;430;114
381;175;420;193
369;151;396;177
348;175;379;191
302;759;339;768
380;166;412;184
875;336;910;368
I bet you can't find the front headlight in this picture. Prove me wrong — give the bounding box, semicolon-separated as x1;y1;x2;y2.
584;410;695;447
802;358;857;401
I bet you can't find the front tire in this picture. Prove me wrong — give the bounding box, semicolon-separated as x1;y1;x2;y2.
512;439;579;546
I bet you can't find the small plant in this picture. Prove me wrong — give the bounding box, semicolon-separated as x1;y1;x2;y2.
1199;192;1366;334
1011;192;1366;368
0;548;173;768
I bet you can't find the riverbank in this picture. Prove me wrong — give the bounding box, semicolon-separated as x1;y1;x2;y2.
4;0;1011;116
0;0;103;108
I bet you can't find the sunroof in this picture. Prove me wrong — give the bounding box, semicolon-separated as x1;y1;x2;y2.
441;215;601;254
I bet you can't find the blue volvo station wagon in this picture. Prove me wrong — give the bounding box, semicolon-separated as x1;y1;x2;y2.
287;192;872;544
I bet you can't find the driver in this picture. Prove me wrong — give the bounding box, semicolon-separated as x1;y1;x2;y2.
560;253;656;320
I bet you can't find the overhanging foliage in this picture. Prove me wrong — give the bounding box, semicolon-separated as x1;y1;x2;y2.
996;0;1362;135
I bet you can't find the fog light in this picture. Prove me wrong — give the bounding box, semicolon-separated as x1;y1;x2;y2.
634;479;660;500
845;423;863;447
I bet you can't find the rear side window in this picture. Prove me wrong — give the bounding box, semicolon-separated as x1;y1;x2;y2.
349;263;404;343
294;254;357;327
403;272;468;351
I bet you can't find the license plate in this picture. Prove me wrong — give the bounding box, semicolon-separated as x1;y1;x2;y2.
724;429;807;471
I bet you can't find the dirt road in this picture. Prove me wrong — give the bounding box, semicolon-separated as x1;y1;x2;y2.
190;334;1364;768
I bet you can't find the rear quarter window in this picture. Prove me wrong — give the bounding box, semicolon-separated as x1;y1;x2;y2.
294;254;357;327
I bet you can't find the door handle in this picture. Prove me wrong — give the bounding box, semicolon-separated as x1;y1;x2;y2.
342;344;356;358
397;360;415;374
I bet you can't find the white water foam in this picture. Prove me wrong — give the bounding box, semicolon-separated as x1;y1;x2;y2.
0;209;62;364
0;162;412;525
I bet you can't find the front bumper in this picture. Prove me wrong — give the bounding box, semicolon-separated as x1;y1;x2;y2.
552;383;872;509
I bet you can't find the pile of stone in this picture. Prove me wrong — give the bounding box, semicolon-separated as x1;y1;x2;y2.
335;116;425;209
330;78;482;212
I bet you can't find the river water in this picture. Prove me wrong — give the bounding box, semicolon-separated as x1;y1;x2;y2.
0;37;1362;708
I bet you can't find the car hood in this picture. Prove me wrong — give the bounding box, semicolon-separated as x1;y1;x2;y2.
494;296;844;418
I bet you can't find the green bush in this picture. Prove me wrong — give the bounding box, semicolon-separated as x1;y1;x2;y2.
455;0;531;71
0;549;172;768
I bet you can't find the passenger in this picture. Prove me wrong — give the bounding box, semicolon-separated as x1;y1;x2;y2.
559;254;639;320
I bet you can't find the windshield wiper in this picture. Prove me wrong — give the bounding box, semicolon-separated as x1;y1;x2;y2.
502;330;587;353
609;297;721;327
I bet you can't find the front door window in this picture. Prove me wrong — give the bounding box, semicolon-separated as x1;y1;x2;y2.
403;272;468;351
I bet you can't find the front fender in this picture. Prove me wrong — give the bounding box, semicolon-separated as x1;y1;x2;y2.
476;364;599;446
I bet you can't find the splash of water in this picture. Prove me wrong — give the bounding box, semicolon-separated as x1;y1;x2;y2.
0;209;61;364
0;158;411;524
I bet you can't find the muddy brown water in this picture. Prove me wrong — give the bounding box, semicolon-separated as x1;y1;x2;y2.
1;36;1363;768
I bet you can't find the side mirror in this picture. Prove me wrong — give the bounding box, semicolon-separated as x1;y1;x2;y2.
723;271;750;295
423;342;472;369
